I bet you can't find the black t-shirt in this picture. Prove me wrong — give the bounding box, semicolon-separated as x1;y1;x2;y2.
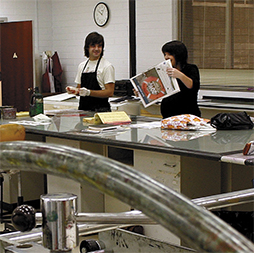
160;63;201;119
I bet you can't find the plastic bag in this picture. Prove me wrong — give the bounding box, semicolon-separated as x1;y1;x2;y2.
210;111;253;130
161;114;213;130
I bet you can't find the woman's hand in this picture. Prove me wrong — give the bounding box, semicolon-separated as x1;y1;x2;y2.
166;68;193;89
166;67;182;79
133;89;139;97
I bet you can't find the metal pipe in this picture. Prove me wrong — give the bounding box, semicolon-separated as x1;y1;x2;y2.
5;186;253;247
17;172;23;206
34;187;254;227
0;225;130;245
193;188;254;210
0;141;253;252
36;210;155;226
76;189;254;225
76;210;156;225
0;228;42;245
2;188;254;252
42;188;254;227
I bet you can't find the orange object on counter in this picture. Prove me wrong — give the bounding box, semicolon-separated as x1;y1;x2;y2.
0;124;26;142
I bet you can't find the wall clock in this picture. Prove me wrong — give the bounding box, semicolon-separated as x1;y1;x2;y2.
93;2;109;27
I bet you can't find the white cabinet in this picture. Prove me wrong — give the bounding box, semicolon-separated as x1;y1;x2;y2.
133;150;181;245
46;137;105;213
134;150;181;192
105;148;181;245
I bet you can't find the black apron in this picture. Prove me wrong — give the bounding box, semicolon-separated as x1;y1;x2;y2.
78;57;111;111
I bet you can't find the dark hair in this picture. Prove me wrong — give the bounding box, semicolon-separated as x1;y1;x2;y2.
84;32;104;57
161;40;188;68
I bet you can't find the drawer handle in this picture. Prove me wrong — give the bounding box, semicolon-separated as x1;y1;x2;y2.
163;163;176;168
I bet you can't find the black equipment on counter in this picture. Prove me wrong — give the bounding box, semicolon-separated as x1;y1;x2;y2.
114;79;134;97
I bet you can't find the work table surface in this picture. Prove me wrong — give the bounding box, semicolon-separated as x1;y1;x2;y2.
1;111;254;163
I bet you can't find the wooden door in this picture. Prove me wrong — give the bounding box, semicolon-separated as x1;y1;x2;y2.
1;21;33;111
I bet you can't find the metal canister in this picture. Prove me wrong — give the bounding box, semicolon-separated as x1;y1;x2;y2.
40;193;78;252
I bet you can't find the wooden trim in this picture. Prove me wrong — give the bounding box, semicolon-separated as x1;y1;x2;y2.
192;0;254;8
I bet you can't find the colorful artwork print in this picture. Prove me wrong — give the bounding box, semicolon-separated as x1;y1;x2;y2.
130;60;180;108
142;76;166;100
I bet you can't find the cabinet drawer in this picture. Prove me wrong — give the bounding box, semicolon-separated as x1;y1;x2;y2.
134;150;180;192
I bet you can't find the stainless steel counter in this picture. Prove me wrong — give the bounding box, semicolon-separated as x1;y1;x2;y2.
2;112;254;162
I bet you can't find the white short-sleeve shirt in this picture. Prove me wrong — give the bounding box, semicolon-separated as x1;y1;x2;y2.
75;57;115;90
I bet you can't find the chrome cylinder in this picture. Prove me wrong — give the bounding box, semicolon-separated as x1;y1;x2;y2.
41;193;78;252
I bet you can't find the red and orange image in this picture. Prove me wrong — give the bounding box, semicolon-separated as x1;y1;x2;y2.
141;76;166;100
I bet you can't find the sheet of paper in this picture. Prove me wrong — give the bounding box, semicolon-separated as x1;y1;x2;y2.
44;93;76;101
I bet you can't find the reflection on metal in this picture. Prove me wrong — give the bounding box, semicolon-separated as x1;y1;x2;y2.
0;141;253;252
0;229;42;244
76;210;156;225
41;193;78;251
0;225;129;245
5;242;48;253
193;188;254;210
2;228;196;253
99;228;195;253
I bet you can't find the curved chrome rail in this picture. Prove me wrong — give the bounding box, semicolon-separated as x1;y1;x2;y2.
0;141;253;252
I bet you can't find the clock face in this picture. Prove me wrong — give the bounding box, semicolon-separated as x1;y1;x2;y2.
94;2;109;27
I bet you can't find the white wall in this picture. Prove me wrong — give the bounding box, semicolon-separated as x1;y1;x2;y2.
49;0;130;87
136;0;178;73
0;0;175;89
